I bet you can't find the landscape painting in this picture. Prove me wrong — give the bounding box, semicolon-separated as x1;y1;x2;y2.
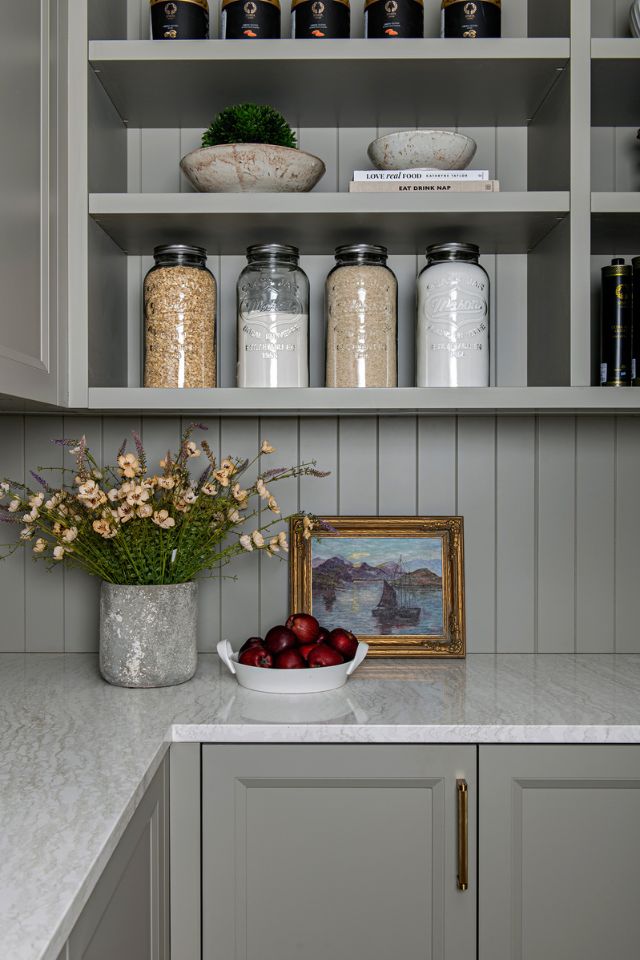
311;536;444;637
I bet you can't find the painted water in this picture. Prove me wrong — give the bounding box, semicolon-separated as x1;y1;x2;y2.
312;581;444;636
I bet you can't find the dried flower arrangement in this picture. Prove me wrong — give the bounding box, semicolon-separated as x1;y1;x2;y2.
0;424;327;585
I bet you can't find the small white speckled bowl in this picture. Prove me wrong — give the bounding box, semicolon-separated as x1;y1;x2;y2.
217;639;369;694
180;143;326;193
367;129;477;171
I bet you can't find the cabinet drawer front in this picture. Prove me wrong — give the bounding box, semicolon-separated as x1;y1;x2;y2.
203;744;475;960
479;745;640;960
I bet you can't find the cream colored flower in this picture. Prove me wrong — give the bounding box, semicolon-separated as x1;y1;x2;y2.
157;476;176;490
32;538;46;554
260;440;276;454
221;458;236;475
93;518;117;539
267;496;280;515
107;488;119;502
142;476;157;490
92;470;103;480
239;534;253;552
7;499;20;513
302;515;314;540
256;478;269;500
182;488;197;504
186;441;201;458
62;526;78;543
78;478;99;497
174;498;191;513
58;504;68;516
278;531;289;552
0;481;9;493
232;483;249;503
28;493;44;508
251;530;265;548
152;509;175;530
44;494;60;510
118;453;141;478
52;522;63;536
20;527;34;541
22;508;39;523
137;503;153;519
117;503;135;523
77;478;107;510
213;469;230;487
124;484;150;507
201;481;218;497
228;508;242;524
53;545;65;561
269;536;280;554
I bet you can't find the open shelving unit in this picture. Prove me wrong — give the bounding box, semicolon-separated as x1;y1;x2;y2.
58;0;640;413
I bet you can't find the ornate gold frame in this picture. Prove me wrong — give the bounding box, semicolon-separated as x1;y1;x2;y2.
289;516;465;658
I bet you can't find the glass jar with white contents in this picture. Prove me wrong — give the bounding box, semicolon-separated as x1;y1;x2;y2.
416;242;490;387
236;244;309;388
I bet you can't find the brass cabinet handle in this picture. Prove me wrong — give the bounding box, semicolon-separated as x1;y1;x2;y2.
456;779;469;891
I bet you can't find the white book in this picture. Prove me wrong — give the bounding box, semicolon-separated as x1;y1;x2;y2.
352;169;490;182
348;180;500;193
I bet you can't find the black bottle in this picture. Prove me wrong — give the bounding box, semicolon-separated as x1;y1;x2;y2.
601;259;632;387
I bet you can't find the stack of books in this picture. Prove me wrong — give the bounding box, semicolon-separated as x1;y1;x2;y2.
348;169;499;193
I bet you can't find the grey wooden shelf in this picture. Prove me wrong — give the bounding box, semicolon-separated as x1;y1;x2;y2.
591;39;640;125
88;38;570;128
592;193;640;253
90;192;570;255
87;387;640;415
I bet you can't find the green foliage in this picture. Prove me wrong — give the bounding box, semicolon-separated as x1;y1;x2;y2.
202;103;297;149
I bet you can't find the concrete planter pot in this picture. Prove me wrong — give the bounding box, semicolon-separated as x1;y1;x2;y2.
180;143;326;193
99;582;198;688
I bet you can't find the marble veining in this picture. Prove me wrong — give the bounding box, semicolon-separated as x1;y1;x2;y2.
3;652;640;960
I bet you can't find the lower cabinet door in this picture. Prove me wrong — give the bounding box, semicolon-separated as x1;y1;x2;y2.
479;745;640;960
202;744;476;960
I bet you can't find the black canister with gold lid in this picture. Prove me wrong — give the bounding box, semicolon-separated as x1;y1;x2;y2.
365;0;423;37
441;0;501;38
292;0;350;38
221;0;281;37
150;0;209;39
601;259;632;387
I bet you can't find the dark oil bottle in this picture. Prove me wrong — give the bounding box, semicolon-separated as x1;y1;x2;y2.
601;259;632;387
292;0;350;38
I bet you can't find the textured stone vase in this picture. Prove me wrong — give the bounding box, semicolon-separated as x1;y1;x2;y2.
631;0;640;37
99;582;198;688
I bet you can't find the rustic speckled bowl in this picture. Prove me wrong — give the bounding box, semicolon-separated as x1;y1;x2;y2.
180;143;326;193
367;129;477;171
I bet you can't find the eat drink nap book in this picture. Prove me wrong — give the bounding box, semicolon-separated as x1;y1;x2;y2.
348;180;500;192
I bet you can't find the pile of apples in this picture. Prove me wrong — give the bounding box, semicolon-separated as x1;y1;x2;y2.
238;613;358;669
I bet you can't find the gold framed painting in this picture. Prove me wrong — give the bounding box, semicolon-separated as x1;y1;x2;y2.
290;516;465;658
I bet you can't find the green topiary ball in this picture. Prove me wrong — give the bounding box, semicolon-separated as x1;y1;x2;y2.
202;104;297;149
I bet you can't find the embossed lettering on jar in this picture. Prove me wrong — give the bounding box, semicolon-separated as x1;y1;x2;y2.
237;244;309;387
416;242;489;387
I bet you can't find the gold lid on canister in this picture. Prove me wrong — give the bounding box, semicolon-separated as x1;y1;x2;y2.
150;0;209;9
365;0;423;10
292;0;350;9
442;0;500;8
221;0;281;9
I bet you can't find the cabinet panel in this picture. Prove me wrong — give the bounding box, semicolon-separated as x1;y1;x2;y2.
67;757;169;960
203;744;476;960
479;745;640;960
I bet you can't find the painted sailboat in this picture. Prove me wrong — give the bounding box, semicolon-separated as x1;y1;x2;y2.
373;559;421;625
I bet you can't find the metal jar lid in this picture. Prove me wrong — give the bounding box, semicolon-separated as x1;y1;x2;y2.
153;243;208;259
247;243;299;259
335;243;388;259
426;241;480;261
603;258;631;278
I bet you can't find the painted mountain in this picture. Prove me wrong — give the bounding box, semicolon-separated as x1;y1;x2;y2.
313;556;442;590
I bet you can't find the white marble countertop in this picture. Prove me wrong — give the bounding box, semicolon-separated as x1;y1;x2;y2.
3;652;640;960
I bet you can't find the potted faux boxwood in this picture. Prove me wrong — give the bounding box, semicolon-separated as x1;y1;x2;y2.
180;103;325;193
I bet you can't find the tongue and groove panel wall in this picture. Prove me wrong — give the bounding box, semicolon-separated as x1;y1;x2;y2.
1;413;638;655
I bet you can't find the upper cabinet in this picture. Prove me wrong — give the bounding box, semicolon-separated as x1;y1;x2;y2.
0;0;65;406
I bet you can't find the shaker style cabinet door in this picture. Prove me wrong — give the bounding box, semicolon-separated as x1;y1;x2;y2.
202;744;476;960
66;758;169;960
0;0;60;404
479;745;640;960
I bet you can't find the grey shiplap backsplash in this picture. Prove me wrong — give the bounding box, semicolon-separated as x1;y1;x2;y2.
0;413;638;655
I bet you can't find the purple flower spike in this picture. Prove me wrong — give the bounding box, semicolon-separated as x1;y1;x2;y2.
30;471;52;492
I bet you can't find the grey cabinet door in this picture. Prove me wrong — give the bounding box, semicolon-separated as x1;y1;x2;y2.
67;757;169;960
479;745;640;960
0;0;60;403
202;744;476;960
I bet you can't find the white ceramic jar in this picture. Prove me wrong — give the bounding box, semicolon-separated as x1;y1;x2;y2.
416;242;490;387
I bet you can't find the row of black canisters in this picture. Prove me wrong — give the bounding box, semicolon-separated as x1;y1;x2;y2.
600;259;639;387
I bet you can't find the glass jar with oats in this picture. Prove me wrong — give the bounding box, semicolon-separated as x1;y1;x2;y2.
143;244;216;389
325;244;397;388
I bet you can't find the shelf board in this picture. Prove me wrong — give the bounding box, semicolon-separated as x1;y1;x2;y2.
87;387;640;415
592;39;640;125
592;192;640;252
89;38;569;128
90;192;569;255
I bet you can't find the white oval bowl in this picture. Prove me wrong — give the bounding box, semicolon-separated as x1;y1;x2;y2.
367;129;477;171
217;639;368;694
180;143;326;193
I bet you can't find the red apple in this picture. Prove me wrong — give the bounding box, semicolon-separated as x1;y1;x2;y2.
328;628;358;661
264;625;298;655
275;649;306;669
317;627;330;645
239;636;264;654
286;612;321;644
298;643;316;661
307;644;344;668
239;646;273;668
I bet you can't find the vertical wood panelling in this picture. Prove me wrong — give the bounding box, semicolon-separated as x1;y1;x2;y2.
338;418;377;515
298;129;338;192
495;417;535;652
218;255;245;388
494;255;528;386
576;417;616;652
378;417;417;514
24;417;65;652
417;417;457;516
457;417;496;653
299;417;339;514
0;417;25;650
537;416;576;652
614;417;640;652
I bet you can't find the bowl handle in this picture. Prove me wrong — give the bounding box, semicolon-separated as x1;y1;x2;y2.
216;639;237;675
346;641;369;676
